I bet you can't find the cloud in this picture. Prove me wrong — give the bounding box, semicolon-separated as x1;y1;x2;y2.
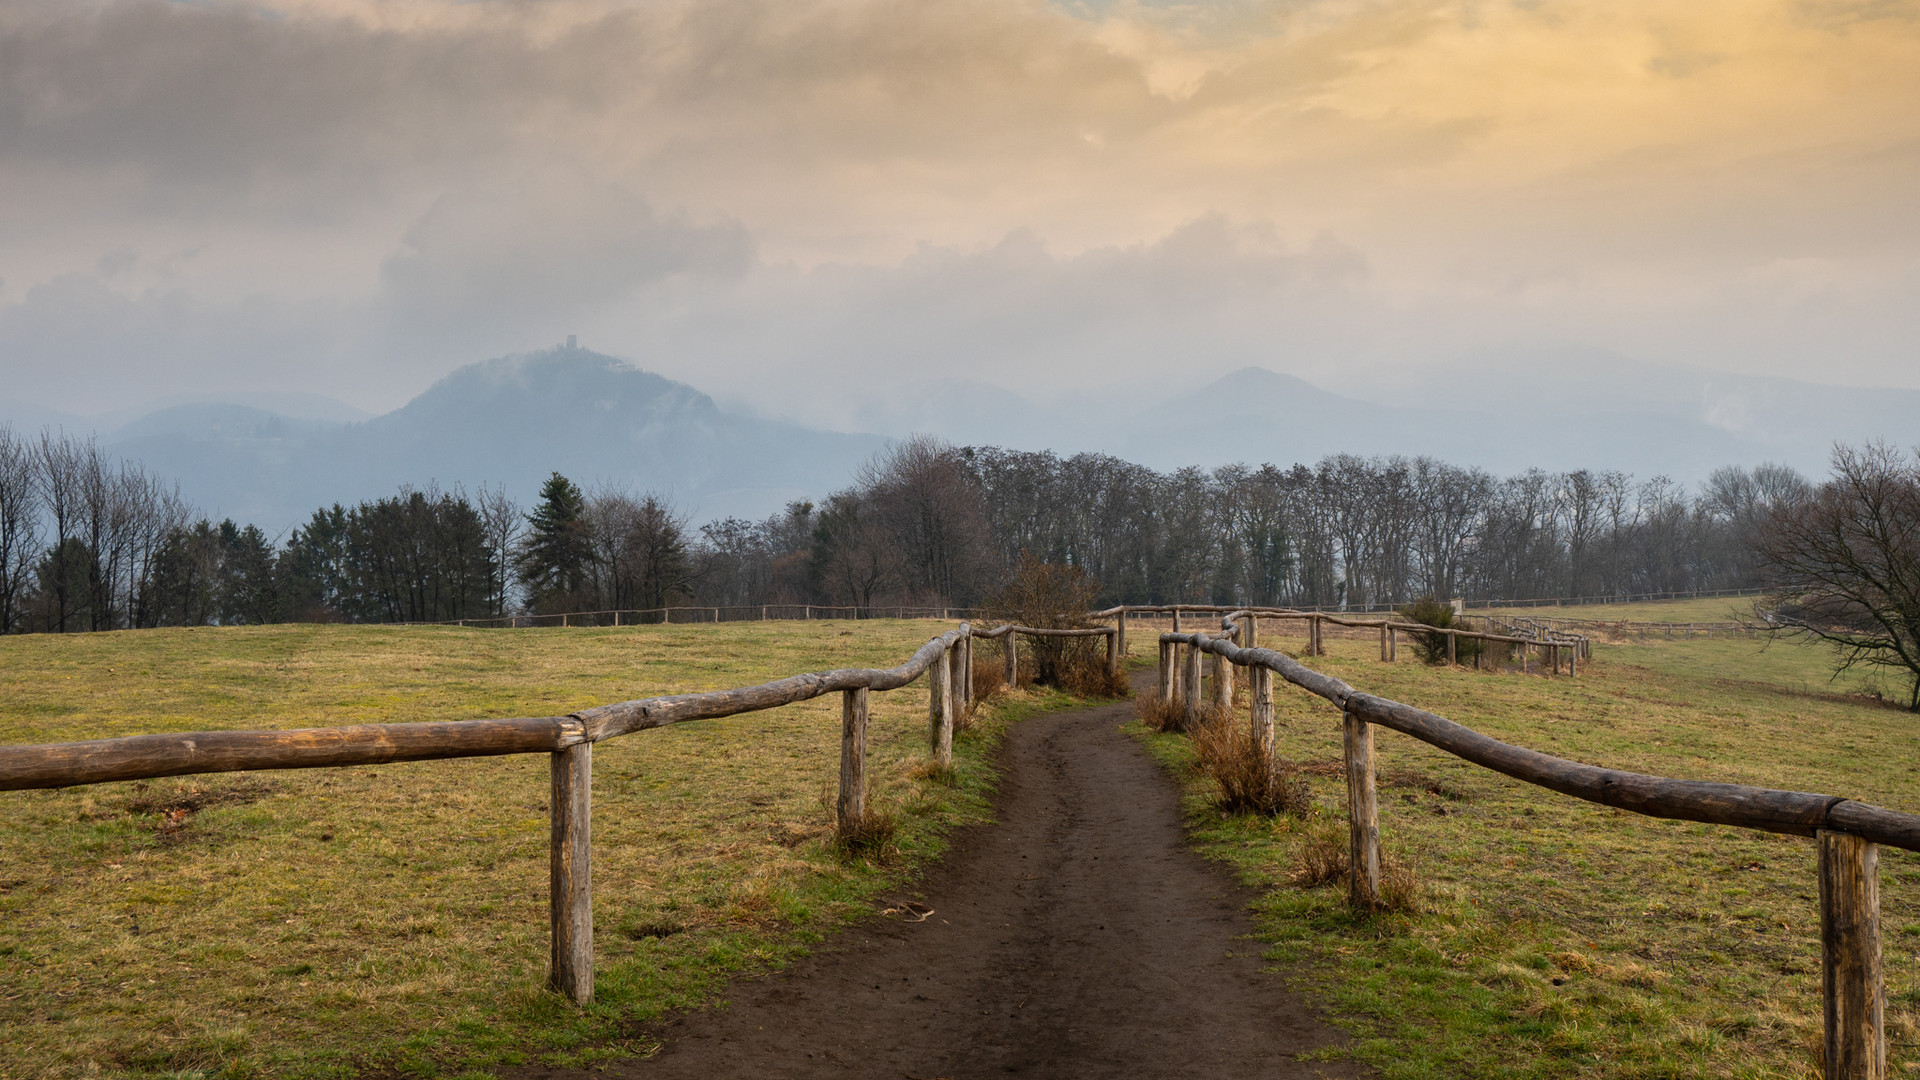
0;0;1917;415
376;176;753;362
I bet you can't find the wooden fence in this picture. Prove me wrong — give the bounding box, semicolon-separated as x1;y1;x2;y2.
422;604;984;627
0;620;1117;1006
1158;610;1915;1080
1105;605;1589;673
1467;586;1771;609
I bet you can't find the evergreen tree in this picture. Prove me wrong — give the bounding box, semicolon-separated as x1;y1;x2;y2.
516;473;592;613
218;520;283;625
147;521;223;627
281;505;350;621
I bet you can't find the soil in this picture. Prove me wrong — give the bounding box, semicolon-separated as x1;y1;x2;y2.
508;687;1370;1080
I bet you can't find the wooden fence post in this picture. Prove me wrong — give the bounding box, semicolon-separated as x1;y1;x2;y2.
929;647;953;768
1106;627;1120;675
1115;610;1127;663
1172;607;1181;632
837;687;868;832
1006;632;1019;688
1158;640;1173;705
1820;830;1885;1080
1388;626;1396;662
1344;704;1381;910
1241;614;1257;650
1380;624;1389;662
1184;637;1204;729
1250;664;1274;760
549;742;593;1004
958;635;973;716
1212;644;1232;709
1446;630;1456;666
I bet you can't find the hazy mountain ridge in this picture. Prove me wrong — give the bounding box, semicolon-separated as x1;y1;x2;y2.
4;348;1916;532
18;348;882;531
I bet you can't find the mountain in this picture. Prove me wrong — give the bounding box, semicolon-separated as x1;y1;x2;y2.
100;347;885;531
847;358;1918;484
1114;367;1383;470
10;346;1918;531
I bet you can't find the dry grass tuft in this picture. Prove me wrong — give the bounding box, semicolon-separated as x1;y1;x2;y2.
1289;823;1422;914
1188;716;1311;817
1292;824;1350;887
907;758;958;786
829;802;901;862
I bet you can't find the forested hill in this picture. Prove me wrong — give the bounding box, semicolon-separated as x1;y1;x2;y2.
102;348;884;530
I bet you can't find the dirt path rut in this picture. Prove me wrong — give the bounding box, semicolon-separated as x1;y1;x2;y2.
512;691;1368;1079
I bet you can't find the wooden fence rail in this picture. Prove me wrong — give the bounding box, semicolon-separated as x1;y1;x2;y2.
1158;611;1916;1079
0;619;1119;1008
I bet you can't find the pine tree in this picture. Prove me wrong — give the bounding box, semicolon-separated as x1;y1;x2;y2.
516;473;592;613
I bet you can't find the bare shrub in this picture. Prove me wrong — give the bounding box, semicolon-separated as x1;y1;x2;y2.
1189;716;1310;817
971;649;1007;699
1135;694;1185;733
1059;646;1129;698
989;554;1124;698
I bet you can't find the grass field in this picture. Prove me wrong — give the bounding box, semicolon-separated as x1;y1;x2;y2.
1483;596;1761;624
1140;617;1920;1078
0;621;1075;1080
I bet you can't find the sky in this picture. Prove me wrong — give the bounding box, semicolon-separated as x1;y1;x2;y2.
1;0;1917;425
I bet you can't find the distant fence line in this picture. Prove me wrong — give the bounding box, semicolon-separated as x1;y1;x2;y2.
1465;586;1769;609
412;588;1765;631
418;605;986;627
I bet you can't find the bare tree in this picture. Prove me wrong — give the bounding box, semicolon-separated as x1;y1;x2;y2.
32;431;90;631
858;436;993;605
808;491;901;611
1757;442;1920;710
583;489;690;615
0;428;36;633
476;484;522;617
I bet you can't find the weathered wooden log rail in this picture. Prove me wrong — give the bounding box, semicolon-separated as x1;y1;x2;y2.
0;620;1118;1007
1157;611;1915;1079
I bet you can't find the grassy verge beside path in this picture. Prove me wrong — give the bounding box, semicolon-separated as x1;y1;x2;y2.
1139;630;1920;1079
0;622;1081;1080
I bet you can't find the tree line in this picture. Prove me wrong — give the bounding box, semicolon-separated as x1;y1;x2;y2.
699;437;1811;612
0;424;1817;631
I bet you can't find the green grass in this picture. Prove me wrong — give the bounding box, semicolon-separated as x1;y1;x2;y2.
0;622;1084;1080
1139;629;1920;1079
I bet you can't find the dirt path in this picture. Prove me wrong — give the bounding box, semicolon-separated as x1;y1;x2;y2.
511;690;1368;1080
